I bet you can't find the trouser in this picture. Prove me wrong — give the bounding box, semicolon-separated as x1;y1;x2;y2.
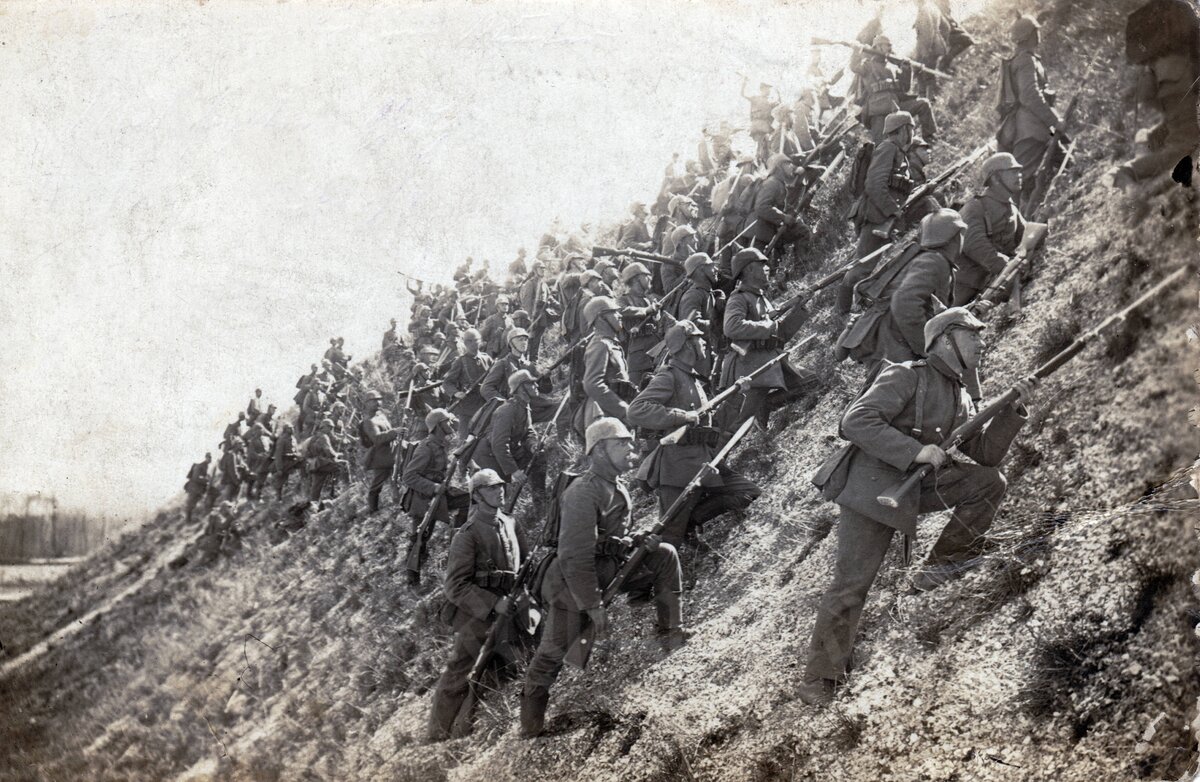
523;546;682;700
868;98;937;143
735;364;819;428
803;461;1007;681
309;469;337;502
529;321;546;362
656;468;761;547
952;278;985;308
185;491;204;522
427;614;506;740
225;480;241;502
276;460;300;499
367;466;394;512
1013;137;1051;211
939;20;974;70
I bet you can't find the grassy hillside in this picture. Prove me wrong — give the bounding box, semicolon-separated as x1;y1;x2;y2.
2;0;1197;780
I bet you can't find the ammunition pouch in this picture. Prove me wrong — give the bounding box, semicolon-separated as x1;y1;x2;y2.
676;426;721;448
889;172;914;195
612;379;638;403
474;570;517;592
596;536;633;559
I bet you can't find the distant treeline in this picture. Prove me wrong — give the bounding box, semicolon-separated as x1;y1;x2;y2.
0;511;115;561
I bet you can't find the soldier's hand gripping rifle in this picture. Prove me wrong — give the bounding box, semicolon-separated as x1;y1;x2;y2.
591;246;685;268
659;334;816;445
404;436;475;582
876;267;1187;509
540;333;591;374
565;416;756;669
628;278;688;334
874;142;994;239
504;393;572;510
391;378;418;486
972;222;1049;313
811;37;954;81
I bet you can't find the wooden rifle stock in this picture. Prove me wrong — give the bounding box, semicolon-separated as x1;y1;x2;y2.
404;440;471;577
811;37;954;80
876;267;1187;508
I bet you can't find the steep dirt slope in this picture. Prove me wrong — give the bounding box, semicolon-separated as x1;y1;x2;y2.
1;0;1197;780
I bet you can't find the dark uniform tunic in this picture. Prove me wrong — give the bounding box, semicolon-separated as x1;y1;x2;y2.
442;352;494;436
805;357;1026;681
360;410;398;512
954;186;1026;306
402;435;469;525
628;361;761;546
427;503;528;740
523;467;683;700
618;291;662;388
472;400;534;482
580;333;633;431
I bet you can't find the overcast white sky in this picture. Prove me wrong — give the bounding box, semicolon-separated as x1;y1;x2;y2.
0;0;979;518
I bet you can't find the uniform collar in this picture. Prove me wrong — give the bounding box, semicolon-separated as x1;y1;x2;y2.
736;281;767;296
983;183;1017;205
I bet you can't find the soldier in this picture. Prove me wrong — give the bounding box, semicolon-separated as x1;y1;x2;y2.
850;33;938;143
912;0;951;99
617;202;654;251
742;78;779;162
520;260;555;361
580;296;634;431
246;388;264;424
519;418;687;737
661;224;697;294
800;309;1036;705
592;259;620;292
442;328;494;437
481;329;533;401
905;136;942;223
294;364;319;406
712;153;759;277
479;296;514;358
403;409;471;574
273;423;302;500
222;412;247;447
768;104;804;158
996;15;1066;209
721;248;814;428
744;153;808;257
617;262;662;389
675;253;723;342
629;321;761;548
259;404;278;435
307;419;343;505
842;112;917;314
243;422;272;500
838;209;968;383
508;248;528;283
934;0;974;71
427;468;530;742
184;453;213;522
360;391;400;513
953;153;1028;306
298;381;327;438
473;370;537;485
325;337;351;379
220;438;247;502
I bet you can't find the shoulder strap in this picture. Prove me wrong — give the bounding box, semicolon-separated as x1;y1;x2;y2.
911;362;928;438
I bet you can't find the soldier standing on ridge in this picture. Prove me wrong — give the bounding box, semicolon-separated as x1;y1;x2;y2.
617;202;654;251
246;388;264;424
442;328;494;437
745;154;809;258
742;77;779;163
617;262;663;390
403;409;472;582
850;29;938;143
580;296;634;432
472;370;538;485
801;309;1036;706
273;423;302;500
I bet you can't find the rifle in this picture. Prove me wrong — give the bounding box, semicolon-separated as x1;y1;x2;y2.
1028;93;1081;219
404;436;474;581
973;222;1049;312
876;266;1186;509
764;150;849;257
445;371;487;414
591;246;685;269
873;142;993;239
812;37;954;81
659;333;818;446
628;279;688;334
565;416;756;669
713;219;758;257
541;334;590;373
760;242;895;320
391;378;418;485
502;393;571;509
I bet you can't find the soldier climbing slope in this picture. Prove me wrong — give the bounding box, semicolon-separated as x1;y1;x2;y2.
801;308;1036;706
360;391;399;514
954;153;1029;306
184;453;213;522
519;418;687;738
629;321;761;549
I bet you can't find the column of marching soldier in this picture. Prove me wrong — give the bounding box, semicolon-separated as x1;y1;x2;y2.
178;3;1198;740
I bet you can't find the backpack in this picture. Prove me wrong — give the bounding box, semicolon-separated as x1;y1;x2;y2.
541;470;583;549
730;172;764;216
854;240;922;305
848;140;876;198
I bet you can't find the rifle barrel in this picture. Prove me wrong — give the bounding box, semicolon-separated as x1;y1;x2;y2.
877;267;1186;508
